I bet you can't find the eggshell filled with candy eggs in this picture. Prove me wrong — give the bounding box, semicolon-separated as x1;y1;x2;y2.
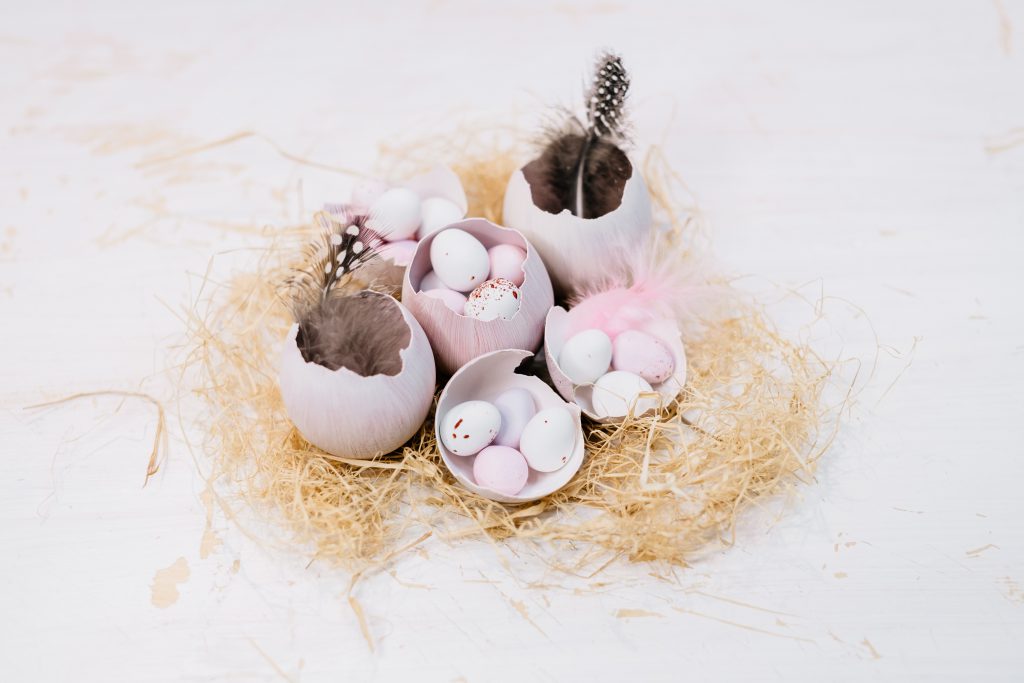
543;295;687;423
402;219;553;376
436;349;585;504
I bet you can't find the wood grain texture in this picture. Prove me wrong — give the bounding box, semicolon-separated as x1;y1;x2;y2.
1;1;1022;680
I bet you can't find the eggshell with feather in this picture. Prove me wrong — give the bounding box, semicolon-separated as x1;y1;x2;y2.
402;218;554;376
278;291;436;459
436;349;585;503
502;157;653;297
544;298;686;423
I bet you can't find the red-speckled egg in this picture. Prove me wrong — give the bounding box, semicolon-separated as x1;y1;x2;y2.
439;400;501;456
464;278;521;321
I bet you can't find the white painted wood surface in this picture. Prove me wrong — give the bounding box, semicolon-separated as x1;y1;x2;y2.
2;1;1022;680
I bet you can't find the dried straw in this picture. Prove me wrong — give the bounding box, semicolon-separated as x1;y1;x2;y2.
182;127;845;575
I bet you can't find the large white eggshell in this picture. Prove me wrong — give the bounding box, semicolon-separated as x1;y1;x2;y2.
544;302;687;423
502;157;653;297
590;370;659;419
403;219;554;376
492;387;537;449
519;407;576;472
558;329;613;385
367;188;421;241
439;400;501;456
430;228;491;292
278;293;435;459
436;349;584;503
418;197;465;240
464;278;521;322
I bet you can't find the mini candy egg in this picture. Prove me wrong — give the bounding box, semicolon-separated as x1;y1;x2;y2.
558;329;613;385
487;244;527;286
473;445;529;496
350;179;387;212
591;370;659;418
422;288;468;314
612;330;675;384
519;407;575;472
418;197;465;240
464;278;521;321
430;228;490;292
492;387;537;449
419;270;445;292
377;239;418;266
440;400;501;456
367;188;422;241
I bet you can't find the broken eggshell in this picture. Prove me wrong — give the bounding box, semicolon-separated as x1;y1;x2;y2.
278;292;436;459
436;349;585;504
402;218;554;376
543;302;686;423
502;156;653;297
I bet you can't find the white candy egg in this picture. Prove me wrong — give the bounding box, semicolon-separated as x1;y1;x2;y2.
591;370;659;418
612;329;675;384
367;188;422;241
418;197;465;240
558;329;613;384
440;400;501;456
464;278;521;321
430;228;490;292
519;407;576;472
492;387;537;449
418;270;445;292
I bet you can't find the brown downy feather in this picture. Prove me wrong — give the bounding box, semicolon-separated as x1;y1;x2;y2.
528;51;633;219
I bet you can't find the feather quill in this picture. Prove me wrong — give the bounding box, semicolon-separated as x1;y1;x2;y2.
529;51;633;220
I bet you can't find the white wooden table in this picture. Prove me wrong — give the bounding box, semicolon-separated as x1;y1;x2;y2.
2;1;1022;680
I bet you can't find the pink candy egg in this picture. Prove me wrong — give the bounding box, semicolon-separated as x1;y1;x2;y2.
473;445;529;496
492;387;537;449
422;288;468;314
611;330;675;384
377;239;418;266
487;244;527;286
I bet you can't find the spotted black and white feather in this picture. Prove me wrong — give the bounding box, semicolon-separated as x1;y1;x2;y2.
529;51;633;220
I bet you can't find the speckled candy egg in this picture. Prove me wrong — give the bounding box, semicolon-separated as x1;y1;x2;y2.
519;407;575;472
464;278;521;321
473;445;529;496
558;329;613;384
430;228;490;292
592;370;659;418
440;400;501;456
367;188;422;241
612;330;675;384
492;387;537;449
487;244;527;287
418;197;465;240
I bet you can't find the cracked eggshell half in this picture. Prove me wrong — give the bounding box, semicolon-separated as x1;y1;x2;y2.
502;157;652;297
544;305;686;423
436;349;585;504
278;292;436;459
402;218;554;376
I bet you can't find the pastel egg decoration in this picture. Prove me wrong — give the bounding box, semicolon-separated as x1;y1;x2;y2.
487;244;527;286
430;228;490;292
543;291;686;423
279;291;436;459
402;218;554;376
464;278;521;321
518;407;577;472
421;288;467;314
436;349;585;504
439;400;501;455
328;166;468;290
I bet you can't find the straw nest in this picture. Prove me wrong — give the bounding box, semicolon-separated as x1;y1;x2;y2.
183;128;845;572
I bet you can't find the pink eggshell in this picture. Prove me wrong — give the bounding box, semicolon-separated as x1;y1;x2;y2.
611;330;675;384
487;244;527;287
378;239;419;266
472;446;529;496
422;288;468;314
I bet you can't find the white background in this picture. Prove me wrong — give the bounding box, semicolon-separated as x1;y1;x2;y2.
2;1;1023;680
